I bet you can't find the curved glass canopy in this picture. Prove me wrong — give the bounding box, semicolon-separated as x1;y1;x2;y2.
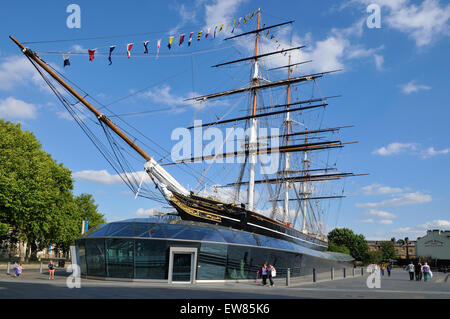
80;217;353;262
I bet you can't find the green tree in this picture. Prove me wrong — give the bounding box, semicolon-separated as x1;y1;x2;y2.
327;228;369;261
0;120;105;260
328;242;351;255
363;250;383;264
380;241;396;261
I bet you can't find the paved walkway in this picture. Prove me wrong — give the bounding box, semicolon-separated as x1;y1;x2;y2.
0;268;448;299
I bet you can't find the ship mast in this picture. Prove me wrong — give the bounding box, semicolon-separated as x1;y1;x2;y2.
248;8;261;212
283;55;292;222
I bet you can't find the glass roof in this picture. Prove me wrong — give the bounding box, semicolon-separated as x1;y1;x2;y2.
80;217;353;262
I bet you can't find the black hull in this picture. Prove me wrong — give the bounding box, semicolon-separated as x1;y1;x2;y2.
168;192;328;251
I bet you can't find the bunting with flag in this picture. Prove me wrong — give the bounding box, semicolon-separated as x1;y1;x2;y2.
218;24;224;34
188;32;194;46
179;34;185;46
108;46;115;65
88;49;95;61
167;36;174;49
157;39;161;57
232;19;236;33
197;30;202;41
143;41;149;54
214;26;217;38
63;53;70;67
127;43;134;58
205;28;211;38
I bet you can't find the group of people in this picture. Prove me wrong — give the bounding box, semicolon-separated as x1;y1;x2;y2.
406;261;432;281
256;263;276;287
12;262;23;277
11;260;56;280
379;263;392;276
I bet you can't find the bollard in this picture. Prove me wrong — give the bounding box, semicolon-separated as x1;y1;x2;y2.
6;262;10;274
343;268;346;278
40;261;43;274
286;268;291;287
331;267;334;280
313;268;316;282
353;267;355;277
361;267;364;276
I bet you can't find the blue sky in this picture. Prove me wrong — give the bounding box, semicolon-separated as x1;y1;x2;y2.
0;0;449;241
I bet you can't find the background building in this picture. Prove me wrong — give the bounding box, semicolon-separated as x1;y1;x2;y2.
416;229;450;266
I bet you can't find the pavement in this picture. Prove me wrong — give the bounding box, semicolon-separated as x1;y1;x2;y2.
0;268;448;299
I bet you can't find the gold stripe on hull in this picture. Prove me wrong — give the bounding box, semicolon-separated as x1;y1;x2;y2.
170;195;222;223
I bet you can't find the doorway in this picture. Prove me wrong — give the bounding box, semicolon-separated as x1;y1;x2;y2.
168;247;197;284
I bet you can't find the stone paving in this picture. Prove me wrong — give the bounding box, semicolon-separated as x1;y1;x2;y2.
0;267;448;299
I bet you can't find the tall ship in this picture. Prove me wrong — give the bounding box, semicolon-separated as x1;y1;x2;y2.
10;9;362;253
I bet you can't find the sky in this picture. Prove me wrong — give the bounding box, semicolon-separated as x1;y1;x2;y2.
0;0;449;241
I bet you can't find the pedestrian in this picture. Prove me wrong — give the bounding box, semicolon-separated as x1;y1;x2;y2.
387;264;392;277
380;264;385;276
17;263;23;277
422;262;431;282
261;263;268;286
406;262;415;280
415;262;422;281
268;264;276;287
12;261;19;277
48;260;55;280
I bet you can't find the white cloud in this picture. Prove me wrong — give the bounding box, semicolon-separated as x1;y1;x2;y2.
374;54;384;70
73;169;151;185
369;209;396;219
420;147;450;158
356;191;432;208
362;183;406;195
204;0;248;27
362;218;375;223
353;0;450;47
0;96;37;119
400;80;431;94
372;142;417;156
379;219;393;225
135;207;161;216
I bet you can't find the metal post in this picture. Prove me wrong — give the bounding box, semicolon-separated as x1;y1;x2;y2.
40;261;43;274
286;268;290;286
313;268;316;282
361;267;364;276
331;267;334;280
353;267;355;277
6;262;10;274
343;268;346;278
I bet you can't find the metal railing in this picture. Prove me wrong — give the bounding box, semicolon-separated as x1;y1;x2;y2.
283;266;365;286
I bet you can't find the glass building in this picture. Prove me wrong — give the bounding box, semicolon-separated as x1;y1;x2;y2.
75;216;353;283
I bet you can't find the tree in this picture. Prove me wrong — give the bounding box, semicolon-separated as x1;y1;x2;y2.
0;120;105;260
328;242;350;255
380;241;396;261
327;228;369;261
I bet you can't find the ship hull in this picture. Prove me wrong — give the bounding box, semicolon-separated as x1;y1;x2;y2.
168;192;328;251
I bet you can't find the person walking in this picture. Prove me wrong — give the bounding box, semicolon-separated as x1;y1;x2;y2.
415;262;422;281
261;263;268;286
17;263;23;277
48;260;55;280
12;261;19;277
268;264;276;287
387;264;392;277
422;262;431;282
406;262;415;280
380;264;385;276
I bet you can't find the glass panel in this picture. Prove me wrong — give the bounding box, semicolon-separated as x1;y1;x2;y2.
172;253;192;282
105;238;134;278
173;227;203;241
163;224;186;238
86;224;109;237
85;239;106;277
134;239;168;279
110;223;134;237
201;229;227;243
76;240;87;276
133;223;153;237
105;223;127;236
148;224;166;238
217;229;238;243
227;245;252;280
197;243;227;280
